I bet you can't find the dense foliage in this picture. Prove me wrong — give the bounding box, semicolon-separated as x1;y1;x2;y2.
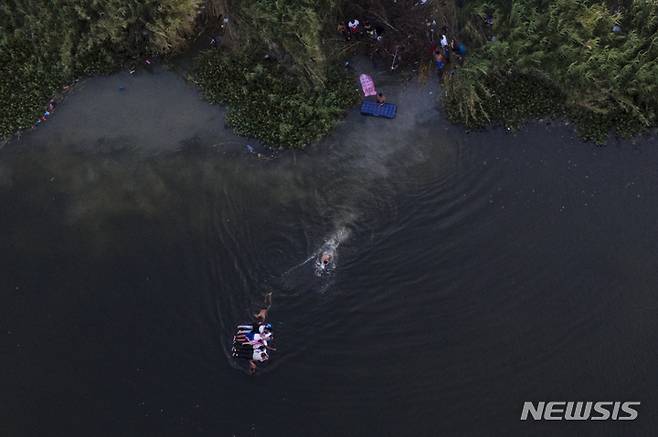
194;0;454;147
445;0;658;142
341;0;456;70
4;0;656;146
204;0;342;88
192;49;358;148
234;0;336;88
0;0;200;140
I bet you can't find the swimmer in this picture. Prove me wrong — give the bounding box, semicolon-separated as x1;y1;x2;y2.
254;308;267;322
232;344;268;374
316;249;336;273
258;322;273;334
314;250;336;277
321;252;333;266
249;347;269;375
254;291;272;322
236;329;272;346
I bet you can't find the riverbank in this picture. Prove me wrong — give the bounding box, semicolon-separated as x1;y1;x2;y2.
3;65;257;156
3;0;657;148
191;50;358;149
445;1;658;143
8;54;657;159
0;0;201;142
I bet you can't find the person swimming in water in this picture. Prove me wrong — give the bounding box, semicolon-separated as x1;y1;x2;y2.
248;347;268;374
317;248;336;274
254;291;272;322
314;250;334;278
232;344;269;375
233;322;276;375
235;323;273;346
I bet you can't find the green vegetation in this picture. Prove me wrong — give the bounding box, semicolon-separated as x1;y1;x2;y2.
445;0;658;142
192;0;455;147
192;49;357;148
342;0;456;70
193;0;363;148
1;0;359;148
230;0;335;88
3;0;657;146
0;0;201;140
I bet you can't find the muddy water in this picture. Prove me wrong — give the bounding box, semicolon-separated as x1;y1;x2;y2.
2;65;657;437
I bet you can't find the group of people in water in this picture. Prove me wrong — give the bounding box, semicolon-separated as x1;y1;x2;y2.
232;292;275;374
232;244;339;375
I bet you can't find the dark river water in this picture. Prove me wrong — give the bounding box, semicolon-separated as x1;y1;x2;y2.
2;66;657;437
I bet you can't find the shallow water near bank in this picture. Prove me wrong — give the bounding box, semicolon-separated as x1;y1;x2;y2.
2;66;657;437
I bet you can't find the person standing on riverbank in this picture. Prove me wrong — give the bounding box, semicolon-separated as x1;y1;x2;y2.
434;49;446;78
337;21;351;41
348;19;361;35
440;29;451;62
451;39;467;64
364;20;375;39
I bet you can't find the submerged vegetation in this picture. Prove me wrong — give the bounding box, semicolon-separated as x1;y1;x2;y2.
445;0;658;142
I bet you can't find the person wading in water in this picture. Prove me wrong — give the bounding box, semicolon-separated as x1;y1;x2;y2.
254;291;272;322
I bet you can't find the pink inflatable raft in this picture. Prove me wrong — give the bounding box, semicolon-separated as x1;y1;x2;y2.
359;74;377;97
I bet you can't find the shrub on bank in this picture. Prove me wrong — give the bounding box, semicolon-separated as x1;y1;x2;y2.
192;49;358;149
444;0;658;143
444;64;562;130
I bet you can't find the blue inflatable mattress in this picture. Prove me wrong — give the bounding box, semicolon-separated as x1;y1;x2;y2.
360;101;397;119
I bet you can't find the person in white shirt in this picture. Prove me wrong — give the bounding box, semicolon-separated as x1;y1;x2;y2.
348;19;360;34
253;347;268;362
249;347;269;374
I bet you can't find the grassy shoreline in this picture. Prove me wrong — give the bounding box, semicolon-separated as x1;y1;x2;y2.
0;0;201;141
3;0;657;147
444;0;658;144
191;50;358;149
